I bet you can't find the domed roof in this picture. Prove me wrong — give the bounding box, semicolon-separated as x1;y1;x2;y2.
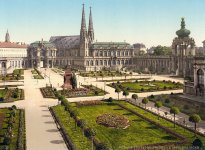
176;18;190;38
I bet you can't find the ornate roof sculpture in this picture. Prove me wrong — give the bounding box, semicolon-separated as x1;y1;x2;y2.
172;18;195;49
176;18;191;38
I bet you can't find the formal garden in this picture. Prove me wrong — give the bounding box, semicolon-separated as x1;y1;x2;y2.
0;69;24;81
31;68;44;79
40;84;106;99
148;93;205;120
0;106;26;150
0;87;24;103
50;98;205;149
79;70;127;78
108;80;183;93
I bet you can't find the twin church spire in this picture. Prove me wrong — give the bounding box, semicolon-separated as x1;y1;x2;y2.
80;4;94;44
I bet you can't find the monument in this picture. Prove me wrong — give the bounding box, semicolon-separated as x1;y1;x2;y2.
62;66;74;89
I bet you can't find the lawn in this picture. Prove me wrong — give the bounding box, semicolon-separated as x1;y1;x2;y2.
108;80;183;93
52;105;92;150
65;102;181;149
117;101;205;144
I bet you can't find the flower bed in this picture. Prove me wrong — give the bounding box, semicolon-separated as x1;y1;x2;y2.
96;113;130;129
0;113;4;129
40;87;56;98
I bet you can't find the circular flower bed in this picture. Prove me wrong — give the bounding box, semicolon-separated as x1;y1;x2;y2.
96;113;129;129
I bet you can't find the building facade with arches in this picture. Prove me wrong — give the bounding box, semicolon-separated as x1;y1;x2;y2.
184;57;205;99
0;30;27;75
49;5;134;71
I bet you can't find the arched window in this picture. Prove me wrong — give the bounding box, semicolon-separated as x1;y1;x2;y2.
108;51;111;56
197;69;204;86
104;60;107;66
100;60;103;65
96;60;98;66
100;51;103;56
104;51;107;57
90;60;93;66
117;51;120;56
86;61;89;66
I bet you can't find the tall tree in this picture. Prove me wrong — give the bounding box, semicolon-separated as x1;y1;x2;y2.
132;94;138;104
189;114;201;135
142;98;149;109
154;101;162;120
122;90;129;99
115;88;121;100
170;107;180;128
71;73;77;89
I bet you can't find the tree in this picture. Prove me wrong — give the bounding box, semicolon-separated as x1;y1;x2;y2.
153;45;172;56
189;114;201;134
115;88;121;100
192;138;203;149
84;128;96;150
107;97;113;103
96;142;109;150
154;101;162;120
131;94;138;104
122;90;129;99
78;119;87;145
71;73;77;89
170;107;180;128
70;110;78;130
142;98;149;109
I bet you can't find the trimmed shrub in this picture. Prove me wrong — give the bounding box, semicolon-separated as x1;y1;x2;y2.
96;142;109;150
107;97;113;102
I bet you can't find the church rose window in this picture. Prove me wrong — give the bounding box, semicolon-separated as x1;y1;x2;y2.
197;69;204;86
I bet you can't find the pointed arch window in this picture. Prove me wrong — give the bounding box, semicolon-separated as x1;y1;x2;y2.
197;69;204;86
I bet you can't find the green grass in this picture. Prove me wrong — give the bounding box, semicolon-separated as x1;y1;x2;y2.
0;108;23;149
52;105;92;150
0;89;6;98
79;70;126;77
71;103;178;149
148;94;205;120
109;80;183;93
117;101;205;145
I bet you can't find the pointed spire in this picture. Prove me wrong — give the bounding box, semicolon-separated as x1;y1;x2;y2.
5;29;10;42
88;6;94;43
81;3;87;32
88;7;93;32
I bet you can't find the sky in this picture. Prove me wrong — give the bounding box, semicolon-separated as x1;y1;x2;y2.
0;0;205;48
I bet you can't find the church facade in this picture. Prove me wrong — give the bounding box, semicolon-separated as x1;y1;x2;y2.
49;5;134;71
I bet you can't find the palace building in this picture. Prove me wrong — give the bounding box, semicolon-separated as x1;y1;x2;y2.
0;30;27;75
27;39;57;68
49;5;134;71
133;18;197;79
